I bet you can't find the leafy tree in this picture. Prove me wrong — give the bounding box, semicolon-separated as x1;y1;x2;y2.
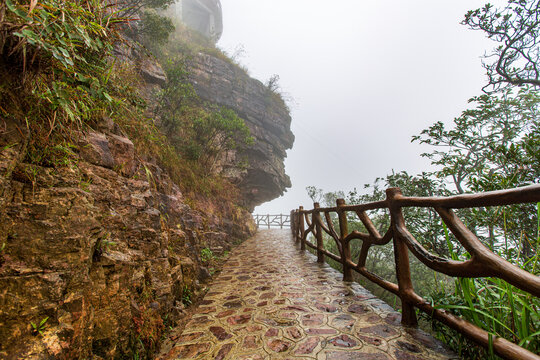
159;60;253;174
139;10;175;53
306;172;453;305
305;185;323;203
310;172;450;254
347;171;451;256
113;0;175;54
412;88;540;194
190;107;253;174
412;88;540;254
301;3;540;354
463;0;540;91
322;190;345;208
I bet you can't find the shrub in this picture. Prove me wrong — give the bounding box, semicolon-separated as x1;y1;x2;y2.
139;10;175;53
159;59;253;175
1;0;118;128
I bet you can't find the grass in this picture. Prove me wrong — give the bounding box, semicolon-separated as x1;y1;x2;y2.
424;205;540;358
200;247;215;263
30;317;48;336
181;285;192;306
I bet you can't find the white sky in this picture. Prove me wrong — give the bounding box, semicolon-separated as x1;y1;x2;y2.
217;0;505;214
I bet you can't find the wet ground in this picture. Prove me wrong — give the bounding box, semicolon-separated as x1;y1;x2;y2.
159;229;457;359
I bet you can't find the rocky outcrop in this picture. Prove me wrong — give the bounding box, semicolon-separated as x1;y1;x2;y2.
0;125;255;359
0;10;292;358
187;53;294;211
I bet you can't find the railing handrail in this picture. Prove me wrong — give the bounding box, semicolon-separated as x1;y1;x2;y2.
253;213;291;229
291;184;540;360
253;213;292;217
300;184;540;214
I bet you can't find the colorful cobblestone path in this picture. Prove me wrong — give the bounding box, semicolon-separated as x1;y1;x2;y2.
159;229;457;359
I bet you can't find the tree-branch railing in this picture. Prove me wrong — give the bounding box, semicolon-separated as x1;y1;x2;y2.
290;184;540;360
253;214;290;229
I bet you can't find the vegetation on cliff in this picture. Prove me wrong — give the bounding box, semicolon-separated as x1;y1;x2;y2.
0;0;259;358
158;60;253;175
145;13;294;210
0;0;255;204
0;0;117;168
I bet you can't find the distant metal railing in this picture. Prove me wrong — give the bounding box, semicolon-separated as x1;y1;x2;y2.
291;185;540;360
253;214;290;229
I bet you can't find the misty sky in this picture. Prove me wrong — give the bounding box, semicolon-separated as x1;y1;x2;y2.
217;0;505;214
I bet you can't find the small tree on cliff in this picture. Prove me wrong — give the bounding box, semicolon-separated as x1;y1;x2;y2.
158;61;253;175
191;107;254;174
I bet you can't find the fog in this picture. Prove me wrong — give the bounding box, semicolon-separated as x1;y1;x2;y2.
216;0;505;214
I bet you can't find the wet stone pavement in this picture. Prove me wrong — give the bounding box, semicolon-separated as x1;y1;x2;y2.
159;229;457;359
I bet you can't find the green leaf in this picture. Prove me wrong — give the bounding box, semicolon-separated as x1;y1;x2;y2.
518;330;540;346
76;73;89;83
6;0;31;21
435;304;516;334
58;47;70;58
39;317;49;326
19;29;40;43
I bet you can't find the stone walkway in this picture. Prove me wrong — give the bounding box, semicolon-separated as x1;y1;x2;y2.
159;229;457;359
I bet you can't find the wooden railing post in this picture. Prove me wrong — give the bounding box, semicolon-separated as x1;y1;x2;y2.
314;203;324;263
290;210;295;235
387;187;418;327
295;209;301;242
337;199;353;282
299;206;306;250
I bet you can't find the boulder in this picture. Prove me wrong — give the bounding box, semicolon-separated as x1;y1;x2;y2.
140;58;167;86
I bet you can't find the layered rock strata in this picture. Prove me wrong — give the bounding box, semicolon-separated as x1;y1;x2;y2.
187;53;294;211
0;125;255;359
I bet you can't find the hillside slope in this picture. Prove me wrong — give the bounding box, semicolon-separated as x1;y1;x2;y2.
0;1;293;358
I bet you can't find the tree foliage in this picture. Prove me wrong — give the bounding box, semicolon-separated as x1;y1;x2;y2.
412;88;540;194
159;60;253;174
308;165;539;358
305;7;540;348
139;10;175;52
305;185;323;203
463;0;540;91
112;0;174;18
190;107;253;173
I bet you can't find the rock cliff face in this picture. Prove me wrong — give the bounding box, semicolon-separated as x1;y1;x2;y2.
0;124;255;359
187;53;294;211
0;13;293;359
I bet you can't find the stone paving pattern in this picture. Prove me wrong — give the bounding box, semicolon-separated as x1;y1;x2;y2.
160;229;458;359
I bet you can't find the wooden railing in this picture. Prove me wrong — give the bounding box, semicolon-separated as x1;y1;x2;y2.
253;214;290;229
291;185;540;360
